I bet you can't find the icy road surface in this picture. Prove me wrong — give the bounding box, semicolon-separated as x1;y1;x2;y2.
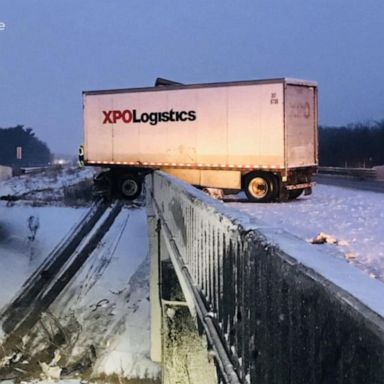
228;184;384;280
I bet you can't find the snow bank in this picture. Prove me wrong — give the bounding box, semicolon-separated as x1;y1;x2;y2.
0;166;94;203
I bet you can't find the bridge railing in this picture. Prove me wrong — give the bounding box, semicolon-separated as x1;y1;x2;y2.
317;166;377;180
147;171;384;384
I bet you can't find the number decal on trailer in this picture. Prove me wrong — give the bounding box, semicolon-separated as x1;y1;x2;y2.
270;93;279;104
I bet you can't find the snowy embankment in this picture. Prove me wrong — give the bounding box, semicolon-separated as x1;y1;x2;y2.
0;167;159;383
49;207;159;380
228;184;384;280
0;167;94;199
0;205;87;311
0;167;94;313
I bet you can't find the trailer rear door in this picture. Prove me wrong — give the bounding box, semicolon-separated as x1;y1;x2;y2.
285;84;317;168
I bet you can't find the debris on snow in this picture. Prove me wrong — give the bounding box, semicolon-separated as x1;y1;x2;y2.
39;361;62;381
203;187;224;200
166;307;176;320
0;352;23;368
310;232;338;245
345;253;356;260
49;350;62;367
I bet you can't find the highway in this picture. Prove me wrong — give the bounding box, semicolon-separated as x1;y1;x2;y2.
315;174;384;193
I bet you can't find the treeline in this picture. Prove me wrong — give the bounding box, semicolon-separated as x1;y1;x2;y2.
319;121;384;167
0;125;52;167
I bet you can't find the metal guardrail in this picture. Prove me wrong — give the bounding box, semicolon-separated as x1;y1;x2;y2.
317;166;377;180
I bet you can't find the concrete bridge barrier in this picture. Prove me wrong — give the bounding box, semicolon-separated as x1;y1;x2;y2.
147;171;384;384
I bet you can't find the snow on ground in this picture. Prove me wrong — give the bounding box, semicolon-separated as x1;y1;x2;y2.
0;167;94;199
48;207;160;381
0;166;94;313
0;167;159;383
5;166;383;381
0;203;87;311
228;184;384;279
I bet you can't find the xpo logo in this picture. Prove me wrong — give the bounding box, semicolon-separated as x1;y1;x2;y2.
103;110;133;124
102;108;196;126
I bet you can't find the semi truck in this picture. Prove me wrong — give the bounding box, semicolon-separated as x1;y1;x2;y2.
81;78;318;202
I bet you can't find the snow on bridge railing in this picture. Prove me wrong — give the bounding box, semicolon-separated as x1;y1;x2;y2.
147;170;384;384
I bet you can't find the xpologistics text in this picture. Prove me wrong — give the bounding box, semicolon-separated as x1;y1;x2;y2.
103;109;196;126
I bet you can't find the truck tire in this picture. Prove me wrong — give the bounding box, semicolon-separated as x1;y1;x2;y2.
244;172;276;202
118;174;142;200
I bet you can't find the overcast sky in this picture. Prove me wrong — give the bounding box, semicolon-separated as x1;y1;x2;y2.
1;1;383;155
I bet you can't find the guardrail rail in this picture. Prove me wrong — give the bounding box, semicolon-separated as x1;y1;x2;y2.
317;166;377;180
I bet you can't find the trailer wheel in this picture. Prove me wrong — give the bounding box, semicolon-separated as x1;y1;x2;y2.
244;172;276;202
118;174;142;200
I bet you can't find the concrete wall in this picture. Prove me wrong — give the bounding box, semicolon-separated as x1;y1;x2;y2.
0;165;12;181
147;171;384;384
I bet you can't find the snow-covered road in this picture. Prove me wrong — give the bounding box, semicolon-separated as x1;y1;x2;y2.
228;184;384;280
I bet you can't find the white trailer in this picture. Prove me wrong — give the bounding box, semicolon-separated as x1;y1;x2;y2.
81;78;318;202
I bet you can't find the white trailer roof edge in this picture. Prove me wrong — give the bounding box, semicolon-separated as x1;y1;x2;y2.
83;78;317;96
